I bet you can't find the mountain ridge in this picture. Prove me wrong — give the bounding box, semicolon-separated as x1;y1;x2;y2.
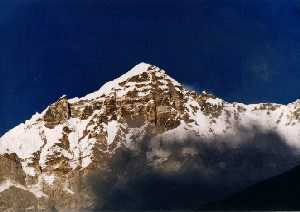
1;62;300;211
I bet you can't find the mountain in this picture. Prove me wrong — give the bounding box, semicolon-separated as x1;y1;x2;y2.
1;62;300;211
206;164;300;210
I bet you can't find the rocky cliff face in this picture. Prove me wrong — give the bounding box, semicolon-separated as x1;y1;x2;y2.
1;63;300;211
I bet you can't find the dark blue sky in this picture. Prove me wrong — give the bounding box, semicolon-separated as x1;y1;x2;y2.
1;0;300;135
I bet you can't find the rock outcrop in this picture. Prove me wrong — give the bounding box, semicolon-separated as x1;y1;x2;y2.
44;96;70;128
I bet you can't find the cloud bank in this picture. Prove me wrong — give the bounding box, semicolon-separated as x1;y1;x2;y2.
89;125;300;210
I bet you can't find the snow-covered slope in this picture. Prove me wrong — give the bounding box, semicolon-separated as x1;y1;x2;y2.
1;62;300;210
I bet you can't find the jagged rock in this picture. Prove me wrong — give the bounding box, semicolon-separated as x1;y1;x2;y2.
2;62;300;211
0;186;48;211
44;96;70;128
0;153;25;185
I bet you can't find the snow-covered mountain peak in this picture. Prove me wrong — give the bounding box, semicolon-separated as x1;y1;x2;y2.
69;62;181;103
2;63;300;210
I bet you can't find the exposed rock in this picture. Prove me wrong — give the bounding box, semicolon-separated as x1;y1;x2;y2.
1;63;300;211
44;96;70;128
0;186;48;211
0;153;26;185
